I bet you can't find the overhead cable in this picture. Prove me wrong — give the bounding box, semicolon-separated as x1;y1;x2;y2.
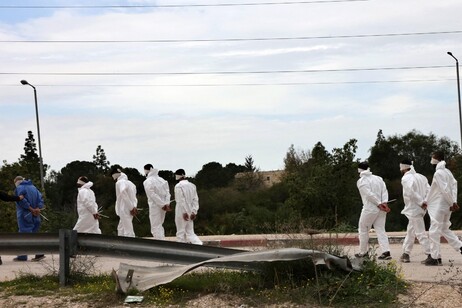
0;78;455;87
2;30;461;44
0;1;370;9
0;65;452;76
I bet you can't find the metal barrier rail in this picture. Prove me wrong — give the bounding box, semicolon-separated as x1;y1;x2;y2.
0;232;59;253
0;230;244;286
77;233;244;264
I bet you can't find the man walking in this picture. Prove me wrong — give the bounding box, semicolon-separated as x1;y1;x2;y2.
355;162;392;260
143;164;171;240
399;159;431;263
111;167;138;237
73;176;101;234
174;169;202;245
13;176;45;262
424;151;462;266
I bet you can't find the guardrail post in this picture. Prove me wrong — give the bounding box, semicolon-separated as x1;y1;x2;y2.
59;229;77;287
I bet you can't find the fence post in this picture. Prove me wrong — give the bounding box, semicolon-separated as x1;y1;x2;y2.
59;229;77;287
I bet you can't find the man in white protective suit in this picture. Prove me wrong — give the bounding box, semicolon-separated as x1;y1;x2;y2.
423;151;462;266
111;167;138;237
73;176;101;234
143;164;171;240
174;169;202;245
399;159;430;263
355;161;392;260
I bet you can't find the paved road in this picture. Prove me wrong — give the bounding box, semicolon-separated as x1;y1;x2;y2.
1;233;462;283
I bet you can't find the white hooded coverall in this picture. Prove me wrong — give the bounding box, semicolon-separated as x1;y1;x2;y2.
174;179;202;245
143;168;171;239
401;168;430;255
357;169;390;254
73;181;101;234
426;161;462;259
115;173;137;237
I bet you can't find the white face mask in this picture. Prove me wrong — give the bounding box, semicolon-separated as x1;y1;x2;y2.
175;174;183;180
430;158;439;165
15;180;23;187
112;173;121;180
399;163;411;171
144;169;150;176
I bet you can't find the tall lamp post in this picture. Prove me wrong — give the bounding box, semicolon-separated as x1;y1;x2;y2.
20;80;45;193
447;52;462;148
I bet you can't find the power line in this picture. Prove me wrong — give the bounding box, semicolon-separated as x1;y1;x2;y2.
1;78;456;87
0;65;452;76
0;1;369;9
0;78;454;88
2;30;460;44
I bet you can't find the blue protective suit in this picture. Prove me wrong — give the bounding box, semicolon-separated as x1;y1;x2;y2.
14;180;44;233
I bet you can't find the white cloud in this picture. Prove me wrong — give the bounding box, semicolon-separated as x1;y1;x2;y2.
212;45;340;57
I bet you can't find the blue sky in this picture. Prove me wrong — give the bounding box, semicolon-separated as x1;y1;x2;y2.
1;0;462;176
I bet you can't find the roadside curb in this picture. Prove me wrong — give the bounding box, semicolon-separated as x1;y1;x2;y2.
198;232;462;248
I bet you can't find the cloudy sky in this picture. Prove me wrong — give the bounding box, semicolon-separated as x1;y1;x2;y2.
1;0;462;176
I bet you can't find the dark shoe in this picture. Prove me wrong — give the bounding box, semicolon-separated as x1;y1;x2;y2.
421;255;442;265
13;257;27;262
31;255;45;262
460;246;462;255
378;251;392;260
0;256;2;265
355;252;369;258
400;253;410;263
421;254;431;264
424;256;439;266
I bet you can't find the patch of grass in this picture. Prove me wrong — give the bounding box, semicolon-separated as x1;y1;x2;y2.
309;258;407;306
141;270;265;306
329;222;357;233
0;274;59;296
68;274;115;294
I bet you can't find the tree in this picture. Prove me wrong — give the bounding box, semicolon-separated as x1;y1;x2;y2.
244;155;256;172
282;141;332;229
93;145;110;172
283;144;310;174
159;170;175;185
224;163;247;176
234;155;265;191
17;131;48;187
282;140;360;230
368;129;460;181
195;162;234;189
330;139;360;226
20;130;39;162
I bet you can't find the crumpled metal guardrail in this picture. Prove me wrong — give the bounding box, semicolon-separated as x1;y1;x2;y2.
115;248;356;293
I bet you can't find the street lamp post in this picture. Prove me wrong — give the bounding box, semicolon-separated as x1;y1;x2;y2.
447;52;462;148
20;80;45;193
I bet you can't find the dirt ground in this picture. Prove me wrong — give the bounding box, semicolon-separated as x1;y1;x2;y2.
0;281;461;307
